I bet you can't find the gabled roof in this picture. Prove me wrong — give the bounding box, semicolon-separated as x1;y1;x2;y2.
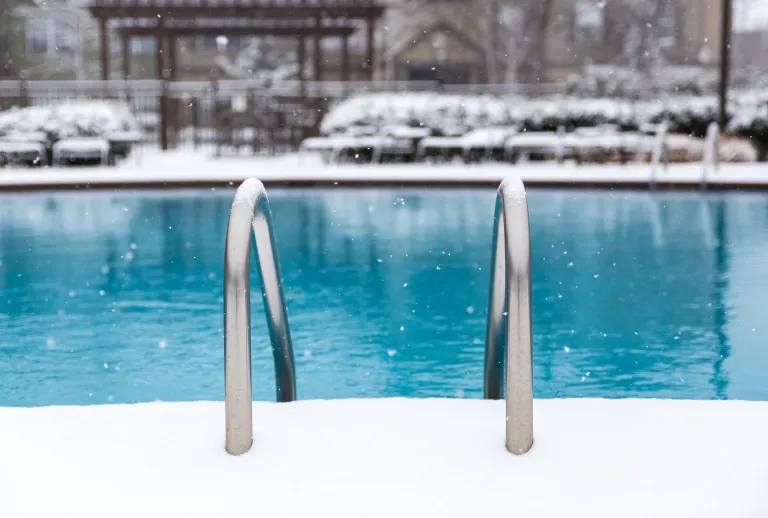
388;20;485;62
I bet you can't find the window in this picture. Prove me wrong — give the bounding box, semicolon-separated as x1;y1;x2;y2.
26;17;77;57
26;18;48;56
574;2;605;46
131;37;155;56
657;1;679;46
110;28;122;56
54;19;74;55
197;36;219;53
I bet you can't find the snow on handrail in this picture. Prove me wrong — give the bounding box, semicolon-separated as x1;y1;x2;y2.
484;176;534;455
224;178;296;456
649;121;669;189
701;122;720;190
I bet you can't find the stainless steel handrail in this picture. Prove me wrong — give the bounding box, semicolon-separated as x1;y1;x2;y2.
649;121;669;189
483;176;534;455
701;121;720;190
224;178;297;456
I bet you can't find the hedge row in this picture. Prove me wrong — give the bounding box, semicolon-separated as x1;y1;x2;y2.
321;92;768;146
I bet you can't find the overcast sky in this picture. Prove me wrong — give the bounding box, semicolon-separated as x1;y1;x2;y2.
735;0;768;32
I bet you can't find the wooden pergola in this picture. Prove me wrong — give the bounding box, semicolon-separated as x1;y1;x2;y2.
87;0;386;82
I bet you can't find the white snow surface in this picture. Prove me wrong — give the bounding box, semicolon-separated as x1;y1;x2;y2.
0;398;766;517
2;150;768;188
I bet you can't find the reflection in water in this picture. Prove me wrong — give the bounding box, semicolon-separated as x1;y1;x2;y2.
711;200;730;399
0;189;767;406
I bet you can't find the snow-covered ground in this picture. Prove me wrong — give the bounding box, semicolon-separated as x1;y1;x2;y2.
0;149;767;189
0;398;766;517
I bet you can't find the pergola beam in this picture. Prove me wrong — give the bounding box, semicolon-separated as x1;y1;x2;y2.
89;5;384;21
118;25;357;37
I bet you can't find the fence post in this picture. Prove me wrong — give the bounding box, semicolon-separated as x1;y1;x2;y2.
211;74;221;158
159;79;169;151
192;98;199;150
19;75;29;108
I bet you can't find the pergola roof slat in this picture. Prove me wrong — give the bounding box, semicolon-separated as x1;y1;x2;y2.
87;0;385;20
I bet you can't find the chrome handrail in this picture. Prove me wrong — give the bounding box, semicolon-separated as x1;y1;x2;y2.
224;178;297;456
556;125;566;165
649;121;669;189
483;176;534;455
701;121;720;190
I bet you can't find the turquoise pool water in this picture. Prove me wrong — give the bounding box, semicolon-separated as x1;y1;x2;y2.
1;188;767;406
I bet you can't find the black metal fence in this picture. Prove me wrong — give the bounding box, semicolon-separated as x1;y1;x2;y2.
0;79;566;156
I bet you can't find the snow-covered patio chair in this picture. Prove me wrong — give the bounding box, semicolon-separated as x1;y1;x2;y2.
301;135;412;164
299;135;349;164
504;129;568;164
106;130;144;165
461;127;518;163
416;136;465;163
565;132;655;164
53;138;111;167
0;139;48;167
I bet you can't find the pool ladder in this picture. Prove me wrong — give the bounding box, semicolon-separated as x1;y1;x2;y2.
223;177;533;456
649;121;720;190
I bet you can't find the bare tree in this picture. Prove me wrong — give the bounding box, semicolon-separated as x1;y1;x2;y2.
512;0;555;83
1;0;25;78
619;0;674;73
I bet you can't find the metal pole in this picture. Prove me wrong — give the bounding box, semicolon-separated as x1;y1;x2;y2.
224;178;297;456
649;121;668;189
719;0;732;127
121;33;130;80
365;16;375;81
702;121;721;190
483;176;533;455
313;18;323;82
99;18;109;81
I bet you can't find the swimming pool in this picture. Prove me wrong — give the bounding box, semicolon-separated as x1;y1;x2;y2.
1;187;767;406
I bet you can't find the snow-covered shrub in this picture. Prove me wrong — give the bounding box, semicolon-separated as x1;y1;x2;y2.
566;65;719;98
319;89;768;161
0;101;141;141
323;91;768;137
320;93;512;136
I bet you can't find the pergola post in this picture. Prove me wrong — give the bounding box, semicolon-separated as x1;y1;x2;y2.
154;27;164;79
341;34;350;82
313;18;323;81
298;35;307;103
298;36;306;82
155;22;168;151
121;32;130;79
99;17;109;81
167;36;178;80
365;16;375;81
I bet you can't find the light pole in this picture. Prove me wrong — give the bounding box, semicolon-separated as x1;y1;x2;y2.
719;0;732;127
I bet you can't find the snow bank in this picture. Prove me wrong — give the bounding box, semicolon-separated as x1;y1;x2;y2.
5;152;768;189
0;101;141;141
0;398;766;517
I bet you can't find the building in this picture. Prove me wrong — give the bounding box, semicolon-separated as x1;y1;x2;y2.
379;0;723;84
7;0;381;82
7;0;724;84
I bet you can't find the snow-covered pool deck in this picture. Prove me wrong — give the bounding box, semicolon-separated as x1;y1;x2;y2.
1;150;768;190
1;398;766;517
